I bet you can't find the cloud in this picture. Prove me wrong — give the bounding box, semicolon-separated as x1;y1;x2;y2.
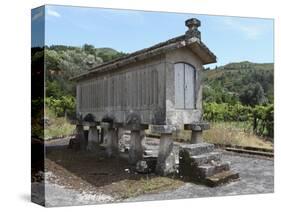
222;17;267;40
31;9;43;21
46;8;61;18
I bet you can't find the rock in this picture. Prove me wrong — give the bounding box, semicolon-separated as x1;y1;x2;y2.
136;157;157;174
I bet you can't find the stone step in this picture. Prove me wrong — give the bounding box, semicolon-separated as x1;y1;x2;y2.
205;170;240;187
197;161;230;178
190;151;222;165
180;143;215;156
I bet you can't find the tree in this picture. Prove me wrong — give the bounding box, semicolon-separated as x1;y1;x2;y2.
239;82;267;106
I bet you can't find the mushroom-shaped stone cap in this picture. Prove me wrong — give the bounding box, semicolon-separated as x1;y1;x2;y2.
184;122;210;131
185;18;201;30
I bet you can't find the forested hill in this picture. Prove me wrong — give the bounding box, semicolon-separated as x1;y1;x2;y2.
32;45;274;106
203;61;274;106
37;44;127;97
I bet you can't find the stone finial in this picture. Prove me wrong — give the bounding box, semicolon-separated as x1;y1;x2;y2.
185;18;201;40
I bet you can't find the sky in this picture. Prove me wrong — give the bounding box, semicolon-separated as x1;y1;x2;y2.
31;5;274;68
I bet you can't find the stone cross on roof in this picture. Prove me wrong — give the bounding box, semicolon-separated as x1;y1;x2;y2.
185;18;201;40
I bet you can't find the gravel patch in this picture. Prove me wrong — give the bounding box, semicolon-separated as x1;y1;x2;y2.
125;152;274;202
32;171;114;207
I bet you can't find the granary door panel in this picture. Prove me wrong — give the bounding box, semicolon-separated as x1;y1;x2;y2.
174;63;195;109
184;64;195;109
174;63;185;108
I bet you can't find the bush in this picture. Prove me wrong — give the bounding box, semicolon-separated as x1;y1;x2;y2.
45;95;76;117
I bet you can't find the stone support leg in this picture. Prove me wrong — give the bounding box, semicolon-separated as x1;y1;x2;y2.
156;133;175;176
100;128;104;144
87;126;99;151
129;130;144;165
105;128;119;157
75;125;86;151
191;130;203;144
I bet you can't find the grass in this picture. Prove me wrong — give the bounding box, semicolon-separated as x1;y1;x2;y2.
44;108;75;140
204;122;273;150
148;122;273;150
105;176;184;199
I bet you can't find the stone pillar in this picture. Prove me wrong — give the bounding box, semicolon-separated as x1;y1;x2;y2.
75;124;86;151
87;125;99;151
105;127;119;157
184;122;210;144
150;125;176;176
155;133;175;176
117;127;124;141
129;130;144;165
100;128;104;144
191;130;203;144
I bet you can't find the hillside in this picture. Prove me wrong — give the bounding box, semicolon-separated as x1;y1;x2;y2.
203;61;274;105
32;45;274;106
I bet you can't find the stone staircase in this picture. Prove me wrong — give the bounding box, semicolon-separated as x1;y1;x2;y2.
179;143;239;187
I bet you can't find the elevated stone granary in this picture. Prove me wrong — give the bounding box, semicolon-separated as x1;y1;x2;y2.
71;18;216;127
70;18;238;182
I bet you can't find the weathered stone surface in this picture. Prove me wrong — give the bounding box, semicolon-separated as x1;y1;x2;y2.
180;143;214;156
156;134;176;176
179;142;239;186
104;128;119;157
190;152;222;166
150;125;176;134
184;122;210;144
129;130;144;165
184;122;210;131
197;161;230;178
136;157;157;174
185;18;201;40
75;125;87;151
87;126;99;152
190;130;203;143
205;170;239;187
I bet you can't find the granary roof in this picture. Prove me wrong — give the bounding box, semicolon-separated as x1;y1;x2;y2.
71;19;217;81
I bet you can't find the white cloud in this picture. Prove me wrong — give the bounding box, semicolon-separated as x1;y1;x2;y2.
222;17;267;40
47;8;61;18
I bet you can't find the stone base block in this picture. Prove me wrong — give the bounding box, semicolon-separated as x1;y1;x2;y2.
181;143;214;156
205;170;240;187
179;142;239;186
190;152;222;166
197;161;230;178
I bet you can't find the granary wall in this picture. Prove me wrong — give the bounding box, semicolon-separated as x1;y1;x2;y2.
76;54;167;124
165;47;203;127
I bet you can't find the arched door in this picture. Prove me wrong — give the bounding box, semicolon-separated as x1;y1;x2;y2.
174;63;195;109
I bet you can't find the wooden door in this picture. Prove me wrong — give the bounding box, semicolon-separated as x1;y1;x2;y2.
174;63;195;109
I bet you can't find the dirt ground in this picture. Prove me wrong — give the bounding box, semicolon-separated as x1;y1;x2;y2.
32;137;274;207
44;138;183;203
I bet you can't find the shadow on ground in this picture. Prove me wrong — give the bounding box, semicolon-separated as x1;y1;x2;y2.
45;142;180;189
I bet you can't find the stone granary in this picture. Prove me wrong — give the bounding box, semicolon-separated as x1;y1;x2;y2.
71;18;239;184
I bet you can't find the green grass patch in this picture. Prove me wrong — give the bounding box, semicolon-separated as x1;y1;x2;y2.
147;122;273;150
44;108;75;140
107;176;184;199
